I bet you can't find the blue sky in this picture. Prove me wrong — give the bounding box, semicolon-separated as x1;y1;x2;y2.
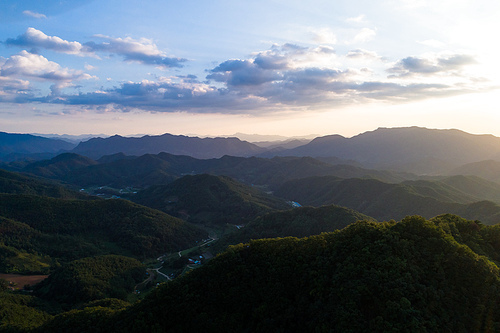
1;0;499;137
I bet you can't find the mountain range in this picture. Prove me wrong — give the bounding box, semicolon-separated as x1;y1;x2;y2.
10;152;416;190
0;132;75;162
275;175;500;223
4;127;500;176
5;126;500;331
266;126;500;174
70;133;267;159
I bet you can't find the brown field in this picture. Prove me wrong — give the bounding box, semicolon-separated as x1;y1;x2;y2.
0;273;48;289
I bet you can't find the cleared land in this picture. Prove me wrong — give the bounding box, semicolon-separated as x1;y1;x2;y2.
0;273;48;289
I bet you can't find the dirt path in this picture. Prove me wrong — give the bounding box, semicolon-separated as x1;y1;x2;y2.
133;269;155;292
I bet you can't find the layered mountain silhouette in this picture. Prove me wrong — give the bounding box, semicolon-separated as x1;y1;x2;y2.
4;127;500;176
71;133;267;159
19;152;415;189
265;127;500;174
448;159;500;183
0;168;89;199
0;132;75;161
275;175;500;223
132;174;290;226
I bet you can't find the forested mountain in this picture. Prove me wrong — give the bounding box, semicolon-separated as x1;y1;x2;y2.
22;153;98;180
70;133;266;159
0;132;75;162
54;153;196;188
5;127;500;177
212;204;374;252
132;174;290;226
269;127;500;174
35;215;500;332
401;175;500;203
275;176;500;223
5;127;500;332
0;194;207;270
448;159;500;184
0;169;89;199
19;152;416;190
34;255;145;307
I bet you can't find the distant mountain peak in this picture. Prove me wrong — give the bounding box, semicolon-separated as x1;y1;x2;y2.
70;132;267;159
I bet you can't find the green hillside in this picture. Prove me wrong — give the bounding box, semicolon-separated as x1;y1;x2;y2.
34;255;145;307
20;152;417;190
36;215;500;332
0;194;208;270
402;175;500;204
132;174;290;226
22;153;98;180
62;153;181;188
449;159;500;184
0;168;88;199
276;176;500;224
213;204;375;252
0;291;53;332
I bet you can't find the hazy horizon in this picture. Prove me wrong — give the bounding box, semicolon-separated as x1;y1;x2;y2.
14;125;500;143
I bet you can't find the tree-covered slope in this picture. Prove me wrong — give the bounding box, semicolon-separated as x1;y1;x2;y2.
132;174;290;226
0;194;208;262
276;176;500;224
21;152;416;190
449;159;500;184
0;291;53;332
213;204;375;252
60;153;182;188
401;175;500;204
22;153;98;180
0;168;89;199
34;255;145;307
38;215;500;332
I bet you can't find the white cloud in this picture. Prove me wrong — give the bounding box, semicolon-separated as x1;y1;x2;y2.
29;44;486;113
387;53;477;78
0;50;93;82
0;39;489;115
4;28;187;68
84;35;187;68
310;27;337;45
418;39;446;48
352;28;376;43
0;51;96;99
22;10;47;19
5;28;85;55
346;14;366;23
346;49;381;60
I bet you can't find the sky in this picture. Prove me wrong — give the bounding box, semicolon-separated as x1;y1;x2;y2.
0;0;499;138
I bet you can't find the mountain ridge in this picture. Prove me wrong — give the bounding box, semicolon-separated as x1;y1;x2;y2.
71;133;267;159
265;126;500;174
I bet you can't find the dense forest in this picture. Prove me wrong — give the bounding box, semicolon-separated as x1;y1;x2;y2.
27;215;500;332
132;174;291;226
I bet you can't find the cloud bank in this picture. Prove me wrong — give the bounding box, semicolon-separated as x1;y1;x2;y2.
4;28;186;67
0;28;489;114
